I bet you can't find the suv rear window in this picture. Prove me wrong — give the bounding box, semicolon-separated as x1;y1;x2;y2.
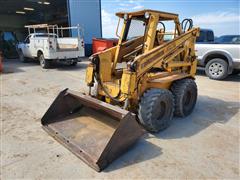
215;35;240;44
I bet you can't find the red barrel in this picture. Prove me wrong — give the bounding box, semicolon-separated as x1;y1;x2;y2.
92;38;118;54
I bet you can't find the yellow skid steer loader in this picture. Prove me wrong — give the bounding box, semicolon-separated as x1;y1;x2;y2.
41;9;199;171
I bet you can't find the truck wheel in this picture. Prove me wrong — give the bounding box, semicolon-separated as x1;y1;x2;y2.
205;58;228;80
70;62;77;66
171;78;197;117
138;88;174;133
39;54;50;69
18;50;27;63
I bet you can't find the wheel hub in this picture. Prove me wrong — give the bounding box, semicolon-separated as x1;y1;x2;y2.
213;67;219;73
209;62;224;77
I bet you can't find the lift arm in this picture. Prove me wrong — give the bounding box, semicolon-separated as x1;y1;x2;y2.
131;27;199;79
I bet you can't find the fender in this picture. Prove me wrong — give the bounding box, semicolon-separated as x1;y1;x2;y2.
35;48;44;58
202;49;234;74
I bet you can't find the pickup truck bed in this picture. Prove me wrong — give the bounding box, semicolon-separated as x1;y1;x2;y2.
57;38;79;50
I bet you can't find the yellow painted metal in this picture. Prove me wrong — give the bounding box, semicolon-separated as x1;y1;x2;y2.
85;9;199;111
190;59;197;76
146;73;190;91
133;28;199;78
98;48;115;82
120;70;136;94
167;61;192;68
112;19;128;72
102;82;120;98
98;79;121;98
147;71;181;80
144;13;159;52
153;46;185;68
116;9;179;21
85;64;94;85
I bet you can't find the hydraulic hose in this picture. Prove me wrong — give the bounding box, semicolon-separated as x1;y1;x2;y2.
94;73;125;104
181;19;193;32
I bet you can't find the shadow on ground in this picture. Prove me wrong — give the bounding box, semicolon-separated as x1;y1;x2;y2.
52;61;88;71
153;95;239;139
1;58;30;73
104;138;162;172
105;95;239;171
1;58;88;74
196;68;240;82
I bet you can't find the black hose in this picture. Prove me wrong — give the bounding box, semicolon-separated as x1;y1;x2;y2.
181;19;193;32
94;73;124;103
159;22;166;32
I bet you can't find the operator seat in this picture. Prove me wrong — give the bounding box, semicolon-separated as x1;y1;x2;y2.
156;28;165;45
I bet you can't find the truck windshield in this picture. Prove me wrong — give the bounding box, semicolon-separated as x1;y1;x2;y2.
215;35;240;44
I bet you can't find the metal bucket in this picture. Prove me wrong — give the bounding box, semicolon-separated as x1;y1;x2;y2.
41;89;144;172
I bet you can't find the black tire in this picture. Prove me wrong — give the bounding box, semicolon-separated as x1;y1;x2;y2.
205;58;228;80
232;69;240;75
171;78;197;117
138;88;174;133
18;50;27;63
39;54;50;69
70;61;78;66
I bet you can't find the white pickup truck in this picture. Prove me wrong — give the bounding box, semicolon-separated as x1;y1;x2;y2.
196;29;240;80
17;24;85;68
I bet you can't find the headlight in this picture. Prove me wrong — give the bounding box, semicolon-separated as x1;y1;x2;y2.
124;13;128;20
144;12;150;19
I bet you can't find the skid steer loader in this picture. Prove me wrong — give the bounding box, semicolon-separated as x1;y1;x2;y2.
41;9;199;171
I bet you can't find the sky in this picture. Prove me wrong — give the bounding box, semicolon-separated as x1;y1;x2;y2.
101;0;240;37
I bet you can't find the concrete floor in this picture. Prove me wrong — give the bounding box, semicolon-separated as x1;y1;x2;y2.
1;59;239;179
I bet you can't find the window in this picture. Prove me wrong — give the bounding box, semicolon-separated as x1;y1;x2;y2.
197;30;214;43
157;21;175;41
215;35;240;44
196;31;206;42
232;36;240;44
207;31;214;42
126;19;146;40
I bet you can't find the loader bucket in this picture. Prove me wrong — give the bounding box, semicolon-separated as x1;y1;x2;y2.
41;89;144;172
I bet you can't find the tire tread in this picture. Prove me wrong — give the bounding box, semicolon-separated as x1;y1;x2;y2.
171;78;197;117
138;88;174;133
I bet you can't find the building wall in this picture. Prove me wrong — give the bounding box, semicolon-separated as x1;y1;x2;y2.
68;0;102;56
